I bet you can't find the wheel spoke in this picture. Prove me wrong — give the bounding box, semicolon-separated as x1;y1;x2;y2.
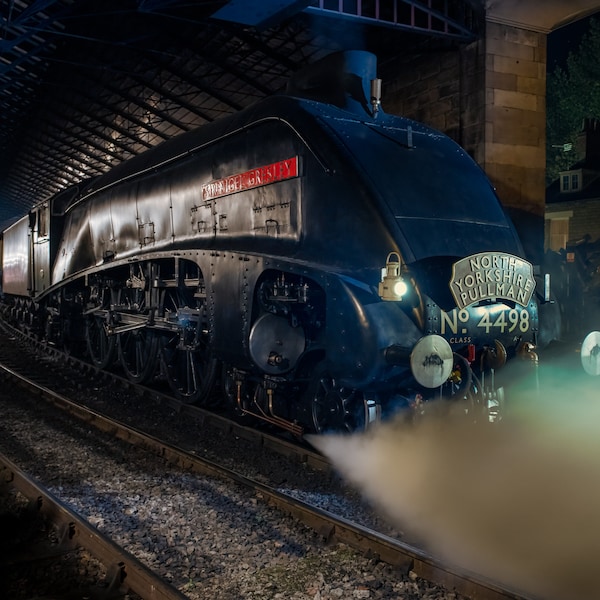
307;368;366;433
119;329;158;384
157;265;217;404
86;315;116;369
160;334;217;405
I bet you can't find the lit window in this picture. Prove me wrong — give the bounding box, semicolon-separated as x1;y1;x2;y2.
545;214;571;252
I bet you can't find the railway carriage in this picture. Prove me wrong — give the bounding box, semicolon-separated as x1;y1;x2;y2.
1;51;544;434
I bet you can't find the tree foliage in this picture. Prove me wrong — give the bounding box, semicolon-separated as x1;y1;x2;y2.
546;17;600;184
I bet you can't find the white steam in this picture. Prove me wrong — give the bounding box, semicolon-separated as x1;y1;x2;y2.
308;361;600;600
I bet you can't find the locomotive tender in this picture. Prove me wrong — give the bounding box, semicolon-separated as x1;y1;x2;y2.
1;51;542;434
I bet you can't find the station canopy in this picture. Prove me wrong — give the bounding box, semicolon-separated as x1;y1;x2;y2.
0;0;479;227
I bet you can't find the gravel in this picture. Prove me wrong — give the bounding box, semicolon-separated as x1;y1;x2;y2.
0;340;468;599
0;482;112;599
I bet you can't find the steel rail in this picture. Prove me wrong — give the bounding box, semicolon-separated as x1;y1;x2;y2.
0;318;330;472
0;357;534;600
0;452;189;600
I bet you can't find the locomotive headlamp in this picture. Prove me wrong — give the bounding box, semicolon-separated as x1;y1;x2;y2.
379;252;408;301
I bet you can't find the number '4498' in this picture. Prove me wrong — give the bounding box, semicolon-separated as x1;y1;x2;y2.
477;308;530;333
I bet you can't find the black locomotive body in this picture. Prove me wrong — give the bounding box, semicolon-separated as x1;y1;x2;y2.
1;51;541;434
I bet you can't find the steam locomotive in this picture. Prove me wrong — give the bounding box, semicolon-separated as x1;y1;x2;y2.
1;51;545;434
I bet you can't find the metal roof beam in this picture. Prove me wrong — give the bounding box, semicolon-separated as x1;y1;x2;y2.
137;0;185;11
22;135;104;179
304;0;478;41
137;55;245;114
0;37;53;76
44;92;156;155
124;69;221;124
0;1;65;63
5;167;75;199
7;0;67;26
65;73;174;146
211;0;314;30
182;37;275;98
4;162;79;204
216;23;300;72
16;121;116;178
102;77;198;133
40;116;126;168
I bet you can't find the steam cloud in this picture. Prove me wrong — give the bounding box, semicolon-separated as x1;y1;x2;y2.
308;356;600;600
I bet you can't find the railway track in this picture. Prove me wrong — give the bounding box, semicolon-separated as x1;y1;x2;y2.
0;453;187;600
0;318;328;471
0;320;535;600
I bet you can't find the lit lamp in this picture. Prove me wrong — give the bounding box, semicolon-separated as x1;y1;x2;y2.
378;252;408;301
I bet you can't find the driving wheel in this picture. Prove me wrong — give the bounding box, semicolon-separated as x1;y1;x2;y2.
160;333;218;405
86;314;116;369
118;328;159;384
306;367;367;433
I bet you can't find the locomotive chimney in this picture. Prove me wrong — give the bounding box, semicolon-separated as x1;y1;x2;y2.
286;50;381;118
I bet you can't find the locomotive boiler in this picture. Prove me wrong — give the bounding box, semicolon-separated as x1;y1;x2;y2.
1;51;543;434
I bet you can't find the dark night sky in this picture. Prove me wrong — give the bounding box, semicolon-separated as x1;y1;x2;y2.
547;11;600;70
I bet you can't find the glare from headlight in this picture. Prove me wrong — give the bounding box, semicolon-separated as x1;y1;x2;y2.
393;279;408;297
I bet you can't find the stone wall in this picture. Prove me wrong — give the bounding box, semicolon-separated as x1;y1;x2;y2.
381;40;485;158
483;22;547;212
